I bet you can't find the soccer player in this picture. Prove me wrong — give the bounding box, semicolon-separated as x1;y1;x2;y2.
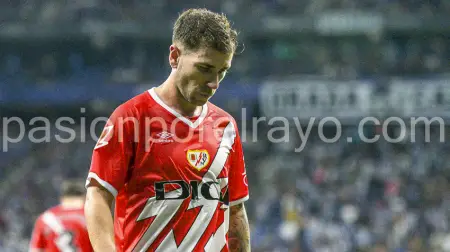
84;8;251;252
30;179;93;252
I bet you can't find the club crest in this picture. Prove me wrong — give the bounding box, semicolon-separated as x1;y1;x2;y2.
186;150;210;171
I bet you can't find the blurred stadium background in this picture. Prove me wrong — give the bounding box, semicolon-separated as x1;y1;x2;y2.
0;0;450;251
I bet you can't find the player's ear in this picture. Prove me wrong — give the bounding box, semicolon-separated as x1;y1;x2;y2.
169;45;180;69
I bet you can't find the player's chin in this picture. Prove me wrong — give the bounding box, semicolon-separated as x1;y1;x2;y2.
192;94;210;105
192;99;208;106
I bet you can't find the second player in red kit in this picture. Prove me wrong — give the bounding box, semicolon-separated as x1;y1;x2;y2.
30;180;93;252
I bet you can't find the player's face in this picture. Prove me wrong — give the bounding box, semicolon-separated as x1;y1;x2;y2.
172;46;233;106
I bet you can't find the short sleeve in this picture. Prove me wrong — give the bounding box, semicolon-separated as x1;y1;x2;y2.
228;122;249;206
86;105;135;197
29;216;47;250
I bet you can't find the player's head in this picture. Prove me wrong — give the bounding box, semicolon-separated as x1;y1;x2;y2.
60;179;85;201
169;8;238;106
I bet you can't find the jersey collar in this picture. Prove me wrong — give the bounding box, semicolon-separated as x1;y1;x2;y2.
148;87;208;128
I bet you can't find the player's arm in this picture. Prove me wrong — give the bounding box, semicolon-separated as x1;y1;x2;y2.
228;202;251;252
84;106;135;251
85;179;116;252
227;121;251;252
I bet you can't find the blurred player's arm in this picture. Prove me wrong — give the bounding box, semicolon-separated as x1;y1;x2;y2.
85;179;116;252
228;202;251;252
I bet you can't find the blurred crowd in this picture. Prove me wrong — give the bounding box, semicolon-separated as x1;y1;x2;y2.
0;0;449;86
243;124;450;251
1;0;450;23
1;34;449;86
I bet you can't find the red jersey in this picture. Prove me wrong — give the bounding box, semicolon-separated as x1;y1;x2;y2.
86;88;249;252
29;205;93;252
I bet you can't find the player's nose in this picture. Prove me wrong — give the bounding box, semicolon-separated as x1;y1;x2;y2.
206;75;220;90
206;82;219;90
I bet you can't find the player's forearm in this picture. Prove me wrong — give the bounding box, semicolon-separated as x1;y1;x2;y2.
85;186;116;252
228;203;251;252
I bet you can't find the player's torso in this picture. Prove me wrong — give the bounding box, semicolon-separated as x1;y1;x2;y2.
42;207;92;252
117;96;235;252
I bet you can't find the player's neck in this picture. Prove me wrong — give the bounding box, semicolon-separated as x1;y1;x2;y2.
60;197;84;209
155;79;202;118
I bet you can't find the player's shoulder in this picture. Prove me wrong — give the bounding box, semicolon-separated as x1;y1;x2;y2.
111;90;157;118
45;205;64;215
207;102;236;122
207;102;240;131
35;205;61;222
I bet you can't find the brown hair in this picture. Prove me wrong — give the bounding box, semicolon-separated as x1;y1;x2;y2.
173;8;238;54
61;179;85;197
